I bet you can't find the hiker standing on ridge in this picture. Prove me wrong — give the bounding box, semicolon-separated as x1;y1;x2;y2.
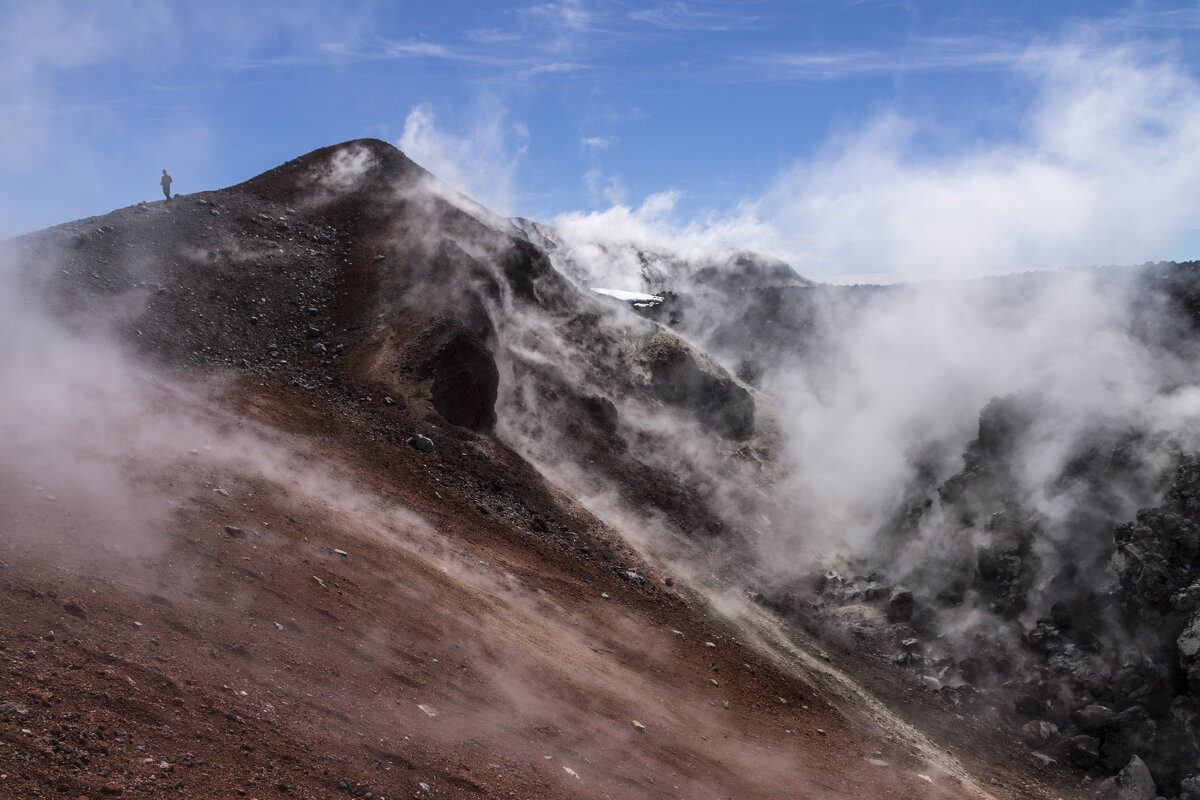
160;170;173;201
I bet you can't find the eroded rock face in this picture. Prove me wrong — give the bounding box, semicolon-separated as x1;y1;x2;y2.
583;395;619;436
408;318;499;432
1112;462;1200;614
634;331;755;441
429;331;499;432
1179;614;1200;685
1112;509;1200;618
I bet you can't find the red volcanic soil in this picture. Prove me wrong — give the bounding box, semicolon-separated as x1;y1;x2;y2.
0;140;1092;800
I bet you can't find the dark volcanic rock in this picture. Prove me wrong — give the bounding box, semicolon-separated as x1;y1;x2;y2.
637;332;755;441
1051;734;1100;769
412;318;499;433
1112;460;1200;618
886;587;914;623
583;395;619;435
1099;706;1157;773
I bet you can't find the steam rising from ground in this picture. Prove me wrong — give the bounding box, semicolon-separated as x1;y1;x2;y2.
303;141;379;207
764;272;1200;564
398;103;527;217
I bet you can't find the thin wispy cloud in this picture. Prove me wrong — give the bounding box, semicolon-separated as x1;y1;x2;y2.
759;38;1027;80
518;1;593;32
628;2;763;32
383;40;457;59
581;136;614;151
524;61;591;74
1111;6;1200;30
261;37;499;67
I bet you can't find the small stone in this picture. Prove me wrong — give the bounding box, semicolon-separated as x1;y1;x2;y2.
631;720;647;733
273;622;283;631
816;728;826;736
334;549;348;557
311;343;327;356
705;642;716;649
1021;719;1059;749
866;758;889;769
313;576;326;587
418;704;438;718
101;782;123;795
373;254;386;262
0;701;29;719
383;396;395;405
600;592;609;599
223;526;246;539
214;488;229;497
406;434;435;454
62;598;87;618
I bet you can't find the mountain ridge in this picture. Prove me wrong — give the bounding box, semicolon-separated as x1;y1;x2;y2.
5;137;1198;798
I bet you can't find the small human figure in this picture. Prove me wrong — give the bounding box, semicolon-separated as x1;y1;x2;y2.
160;170;173;201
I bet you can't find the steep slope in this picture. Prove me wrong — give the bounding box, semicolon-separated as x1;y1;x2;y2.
0;139;1092;800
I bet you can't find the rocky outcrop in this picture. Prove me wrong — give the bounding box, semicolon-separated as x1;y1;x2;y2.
631;330;755;440
408;317;499;432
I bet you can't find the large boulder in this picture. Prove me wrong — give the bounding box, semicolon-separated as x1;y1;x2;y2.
1096;755;1157;800
1100;706;1157;773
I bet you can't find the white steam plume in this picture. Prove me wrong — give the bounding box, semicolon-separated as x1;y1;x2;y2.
398;102;528;217
551;39;1200;285
759;270;1200;571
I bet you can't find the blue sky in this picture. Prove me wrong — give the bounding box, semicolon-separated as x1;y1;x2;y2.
4;1;1200;281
